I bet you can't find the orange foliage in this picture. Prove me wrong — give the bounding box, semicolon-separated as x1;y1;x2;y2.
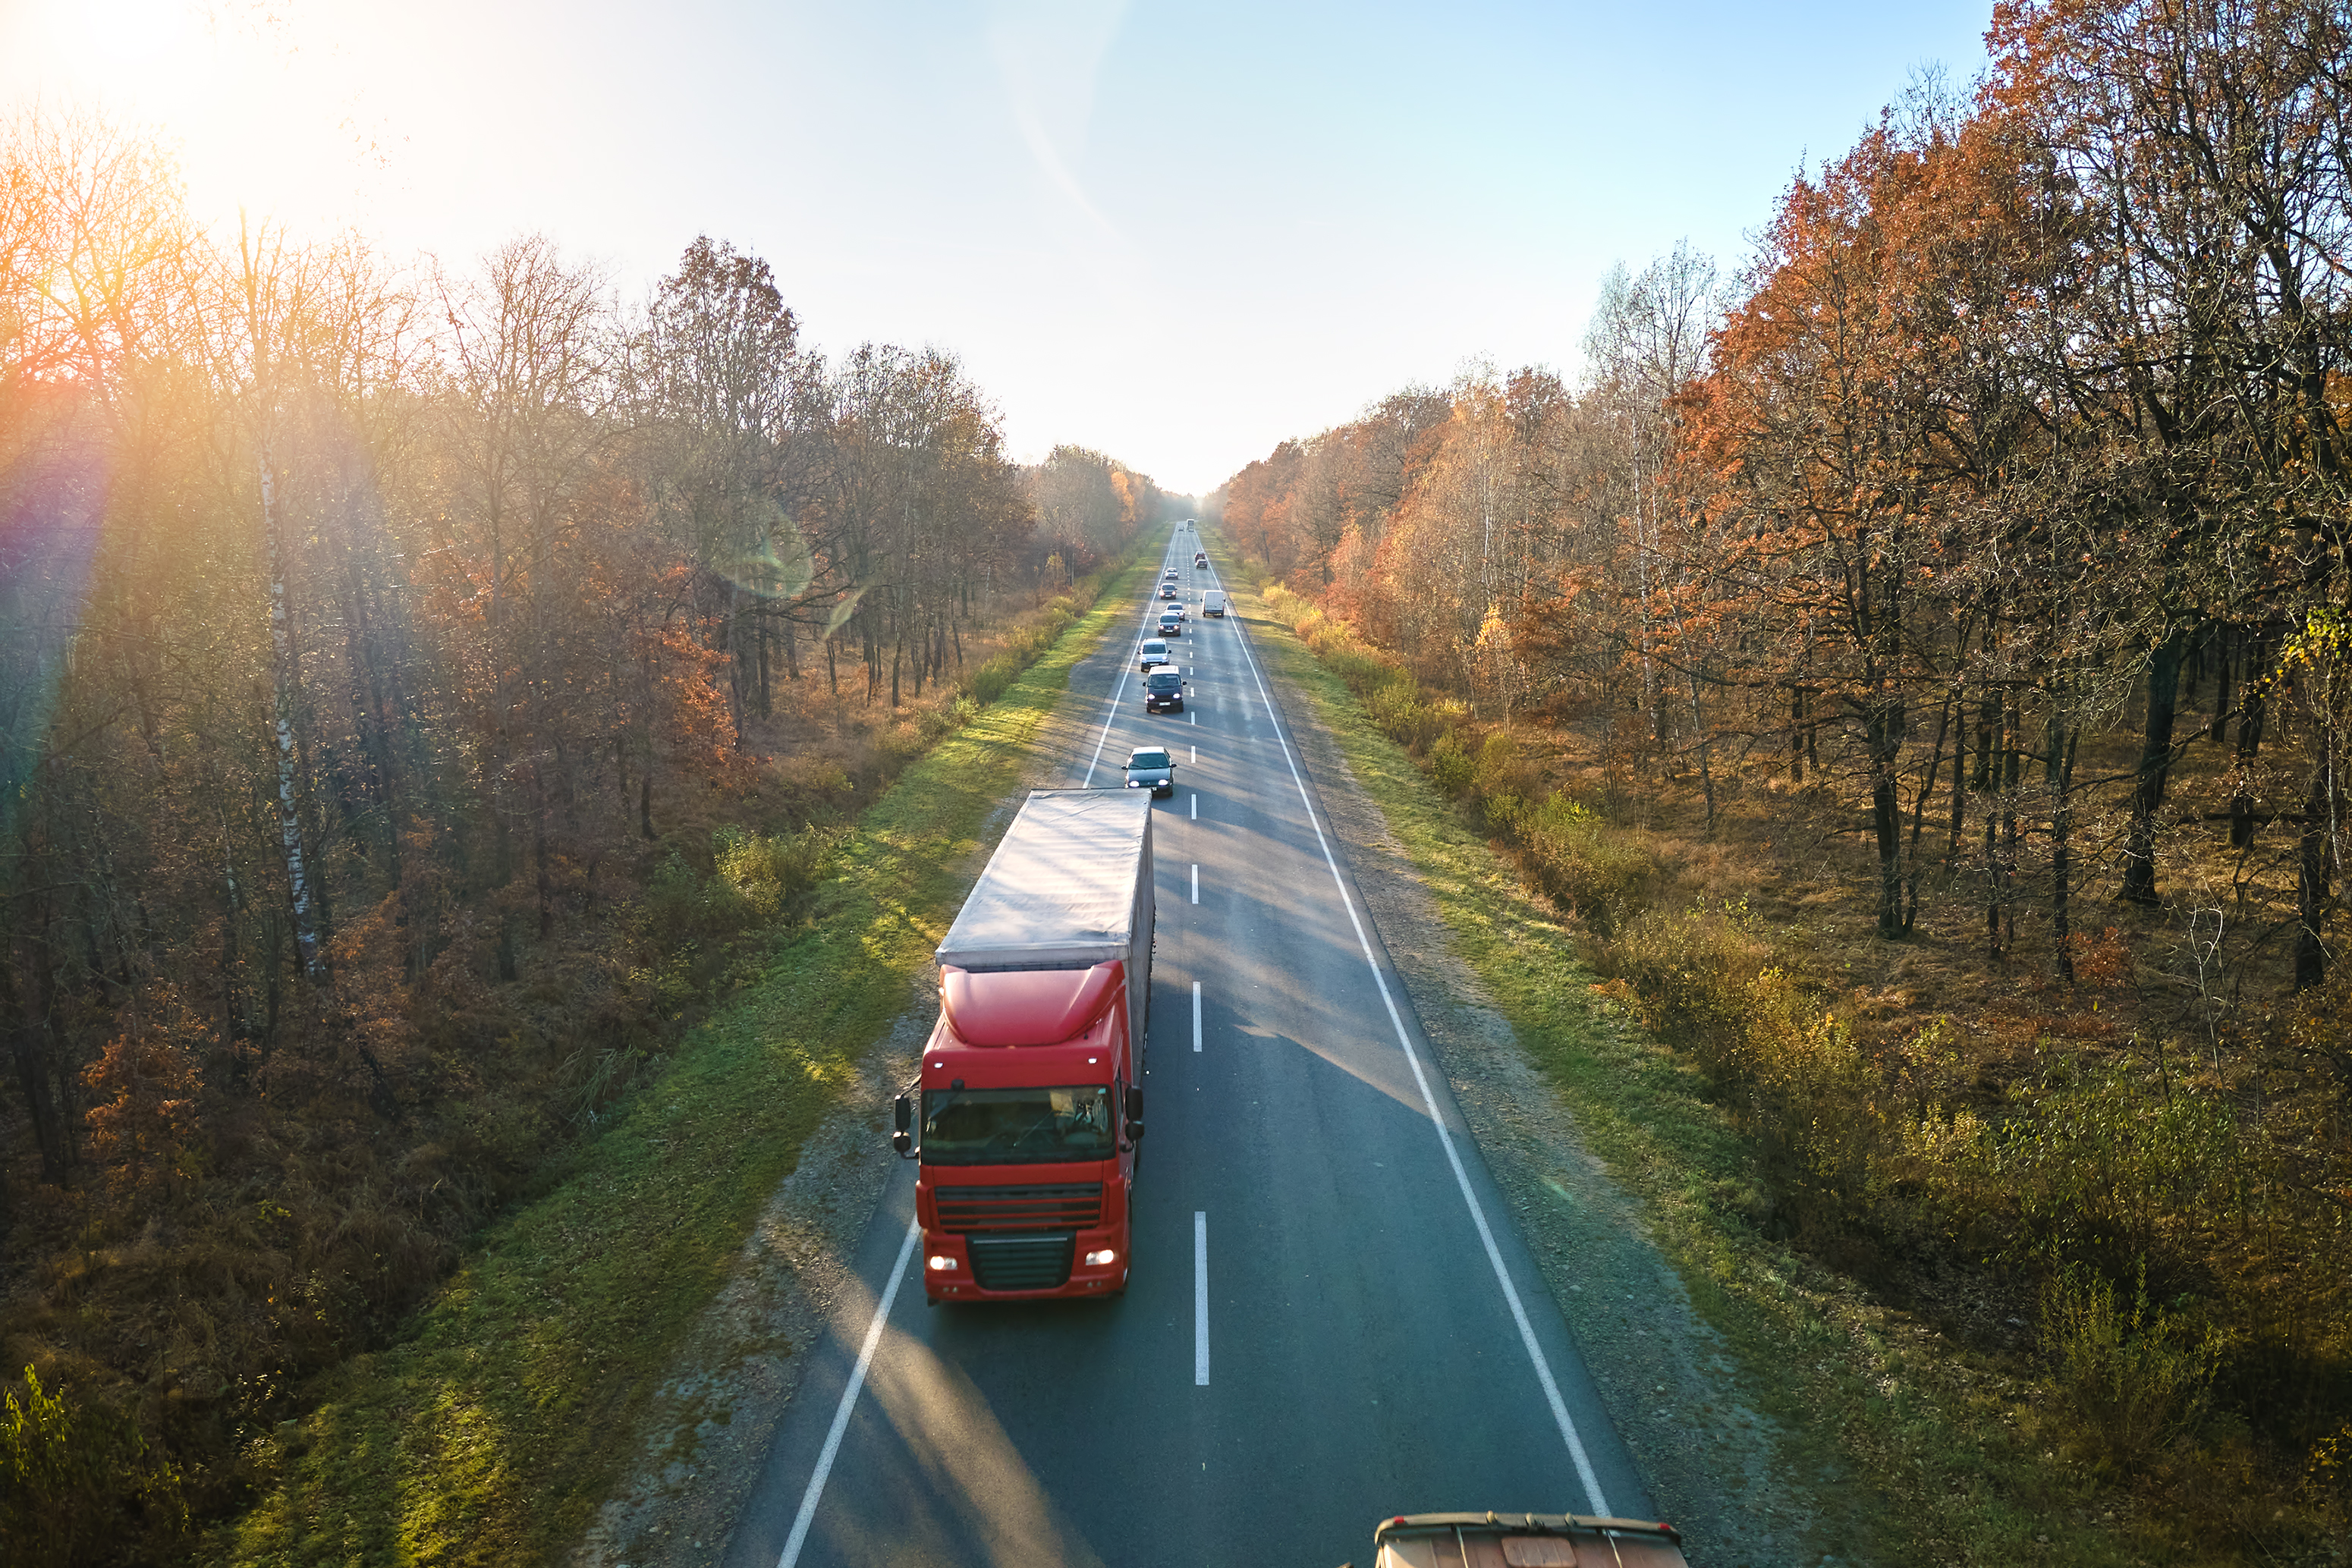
81;986;206;1201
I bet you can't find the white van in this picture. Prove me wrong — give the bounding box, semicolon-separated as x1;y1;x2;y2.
1203;589;1227;617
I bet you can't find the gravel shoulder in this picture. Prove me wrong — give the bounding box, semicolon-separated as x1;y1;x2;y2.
1270;644;1825;1568
577;592;1828;1568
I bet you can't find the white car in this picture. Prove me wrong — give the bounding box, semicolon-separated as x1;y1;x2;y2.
1138;638;1171;671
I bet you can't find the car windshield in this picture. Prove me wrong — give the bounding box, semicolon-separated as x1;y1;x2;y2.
1129;749;1171;768
1145;672;1181;692
1142;640;1166;655
922;1086;1116;1164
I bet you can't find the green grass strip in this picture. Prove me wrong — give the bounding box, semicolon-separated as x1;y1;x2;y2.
216;545;1165;1568
1229;580;2127;1568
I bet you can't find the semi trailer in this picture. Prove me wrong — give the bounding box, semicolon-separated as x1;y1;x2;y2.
895;789;1153;1301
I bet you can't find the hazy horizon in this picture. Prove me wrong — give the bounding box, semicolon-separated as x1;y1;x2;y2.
4;0;1995;492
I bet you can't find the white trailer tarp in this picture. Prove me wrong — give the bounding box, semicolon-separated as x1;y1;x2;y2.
937;790;1154;973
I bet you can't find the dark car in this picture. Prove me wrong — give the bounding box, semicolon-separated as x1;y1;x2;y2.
1124;745;1175;796
1159;582;1178;599
1143;668;1184;714
1158;610;1183;637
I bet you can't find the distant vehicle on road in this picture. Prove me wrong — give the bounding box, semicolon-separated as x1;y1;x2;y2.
896;790;1150;1302
1143;668;1184;713
1203;589;1227;617
1159;582;1178;599
1124;743;1176;792
1364;1513;1687;1568
1138;638;1170;670
1193;551;1207;567
1158;610;1183;636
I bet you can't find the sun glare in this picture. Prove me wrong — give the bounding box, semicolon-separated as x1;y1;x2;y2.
8;0;401;241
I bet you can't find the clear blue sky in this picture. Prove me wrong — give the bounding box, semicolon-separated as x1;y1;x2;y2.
4;0;1994;494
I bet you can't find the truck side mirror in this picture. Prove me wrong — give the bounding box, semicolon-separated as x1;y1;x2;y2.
1124;1086;1144;1142
892;1094;913;1156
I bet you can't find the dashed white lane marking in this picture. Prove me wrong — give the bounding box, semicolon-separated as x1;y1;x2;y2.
1190;791;1197;820
1225;599;1614;1518
1190;745;1196;763
786;539;1194;1565
1082;548;1190;786
1191;864;1199;904
1192;980;1202;1052
775;1218;922;1568
1193;1212;1210;1385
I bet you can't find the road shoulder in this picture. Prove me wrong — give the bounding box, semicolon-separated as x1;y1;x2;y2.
1232;585;1859;1567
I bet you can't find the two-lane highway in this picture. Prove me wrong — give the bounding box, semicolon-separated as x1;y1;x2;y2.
721;529;1651;1568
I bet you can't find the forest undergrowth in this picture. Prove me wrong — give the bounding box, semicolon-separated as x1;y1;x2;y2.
0;543;1149;1567
1252;570;2351;1566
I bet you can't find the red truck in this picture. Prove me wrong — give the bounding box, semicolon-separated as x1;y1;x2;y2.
894;789;1153;1302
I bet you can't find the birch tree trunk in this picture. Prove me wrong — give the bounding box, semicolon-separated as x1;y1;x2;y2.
260;447;322;979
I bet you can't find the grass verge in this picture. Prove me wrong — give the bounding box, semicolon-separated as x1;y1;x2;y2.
211;545;1165;1567
1226;573;2146;1567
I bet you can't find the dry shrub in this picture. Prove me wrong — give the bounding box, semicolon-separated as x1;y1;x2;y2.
80;987;207;1202
1365;677;1444;752
2310;1421;2352;1510
1429;732;1476;797
1979;1061;2241;1269
1;1365;185;1568
1508;793;1657;938
2066;925;2131;989
1598;906;1775;1057
964;602;1074;706
714;825;832;925
2040;1263;2223;1477
638;823;830;938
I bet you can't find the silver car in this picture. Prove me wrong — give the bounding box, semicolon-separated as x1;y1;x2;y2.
1138;638;1171;671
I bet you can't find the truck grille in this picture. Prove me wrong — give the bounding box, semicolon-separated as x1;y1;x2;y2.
933;1183;1103;1233
967;1233;1075;1292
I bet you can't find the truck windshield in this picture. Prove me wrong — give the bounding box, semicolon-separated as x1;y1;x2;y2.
922;1086;1116;1164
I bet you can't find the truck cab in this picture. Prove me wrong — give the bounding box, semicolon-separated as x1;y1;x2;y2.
904;966;1144;1299
897;790;1154;1303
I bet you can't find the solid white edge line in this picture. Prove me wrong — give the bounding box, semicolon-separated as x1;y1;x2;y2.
1193;1211;1210;1385
1225;599;1613;1518
1192;979;1202;1052
775;1218;923;1568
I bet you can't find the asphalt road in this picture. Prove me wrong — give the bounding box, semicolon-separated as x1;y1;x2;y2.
719;529;1653;1568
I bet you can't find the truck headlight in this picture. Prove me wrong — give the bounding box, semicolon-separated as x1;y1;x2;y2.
927;1255;958;1271
1084;1249;1117;1267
